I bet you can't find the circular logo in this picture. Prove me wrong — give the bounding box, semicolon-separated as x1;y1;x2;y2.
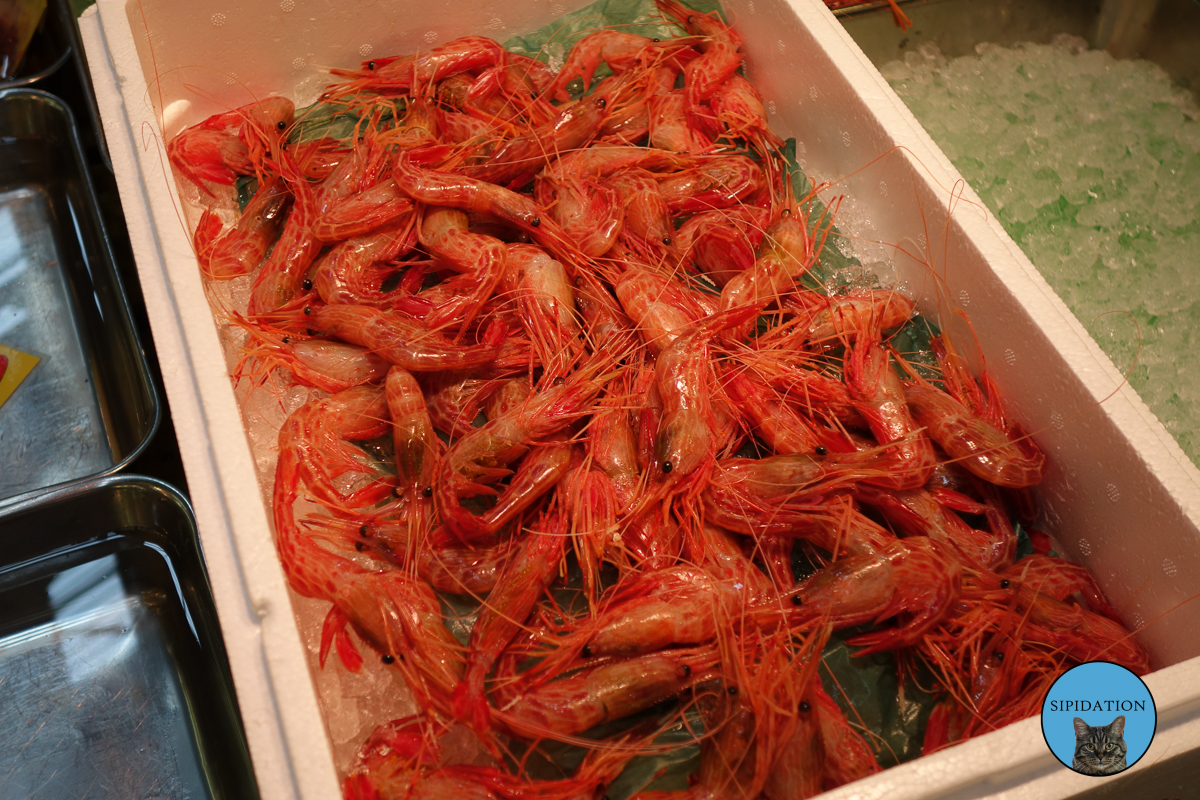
1041;661;1156;776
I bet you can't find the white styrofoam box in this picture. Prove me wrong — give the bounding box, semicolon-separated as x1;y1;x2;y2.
79;0;1200;796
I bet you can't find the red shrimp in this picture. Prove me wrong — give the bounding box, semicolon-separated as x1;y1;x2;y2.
343;713;636;800
535;172;623;258
648;90;711;153
762;684;825;800
656;0;743;113
1021;590;1150;674
274;391;463;711
546;31;680;102
709;73;784;155
812;682;881;790
167;97;294;196
610;168;677;257
305;303;501;372
843;337;937;490
717;207;814;337
794;288;915;348
656;154;764;215
503;244;582;378
904;382;1046;489
311;219;416;307
453;514;567;733
423;373;502;438
387;366;438;498
653;307;759;482
675;206;769;288
312;180;416;242
247;156;323;315
723;371;824;455
412;206;507;336
436;368;603;543
194;177;290;280
307;513;519;596
775;537;963;655
613;267;706;354
391;154;582;269
853;484;1013;571
325;36;508;99
492;647;719;740
235;326;391;394
462;97;608;188
999;554;1120;620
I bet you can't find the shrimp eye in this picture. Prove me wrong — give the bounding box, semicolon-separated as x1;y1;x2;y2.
653;37;660;42
276;120;286;131
814;445;827;456
553;376;565;386
727;685;738;695
799;700;811;712
1000;579;1011;589
281;336;291;344
791;595;802;606
381;654;395;664
781;208;791;217
419;486;432;498
662;237;672;245
581;645;592;657
367;61;377;70
359;525;369;537
680;664;691;677
687;15;695;23
530;216;541;228
993;650;1005;662
302;278;313;290
303;306;313;316
661;461;673;474
595;97;606;108
355;541;365;552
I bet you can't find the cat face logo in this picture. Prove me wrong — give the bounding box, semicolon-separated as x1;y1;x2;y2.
1071;715;1126;776
1041;663;1155;776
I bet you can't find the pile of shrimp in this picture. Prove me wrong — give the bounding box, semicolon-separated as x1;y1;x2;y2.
169;1;1148;797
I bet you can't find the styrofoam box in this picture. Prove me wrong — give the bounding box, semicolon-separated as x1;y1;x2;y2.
79;0;1200;796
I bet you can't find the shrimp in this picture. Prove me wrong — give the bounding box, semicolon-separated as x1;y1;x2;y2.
195;177;290;280
610;168;677;258
794;288;915;348
843;337;937;490
656;0;743;114
305;303;502;372
462;97;608;188
656;154;764;215
503;244;583;379
274;391;463;712
546;31;681;102
653;307;759;481
776;537;963;655
675;206;769;288
167;97;294;196
247;155;323;315
235;326;391;394
718;208;814;341
436;368;603;543
904;382;1046;489
311;179;416;242
613;267;705;354
453;514;567;733
344;713;637;800
853;484;1013;571
311;218;416;307
325;36;508;99
493;647;719;740
722;371;824;455
413;206;507;336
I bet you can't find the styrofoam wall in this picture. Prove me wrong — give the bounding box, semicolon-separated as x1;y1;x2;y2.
81;0;1200;796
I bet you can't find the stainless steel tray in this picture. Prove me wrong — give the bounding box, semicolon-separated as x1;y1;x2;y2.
0;475;259;800
0;89;158;507
0;0;74;89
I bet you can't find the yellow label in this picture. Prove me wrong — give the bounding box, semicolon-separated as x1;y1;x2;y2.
0;344;40;410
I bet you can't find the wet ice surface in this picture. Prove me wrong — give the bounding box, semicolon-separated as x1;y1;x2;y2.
882;36;1200;465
